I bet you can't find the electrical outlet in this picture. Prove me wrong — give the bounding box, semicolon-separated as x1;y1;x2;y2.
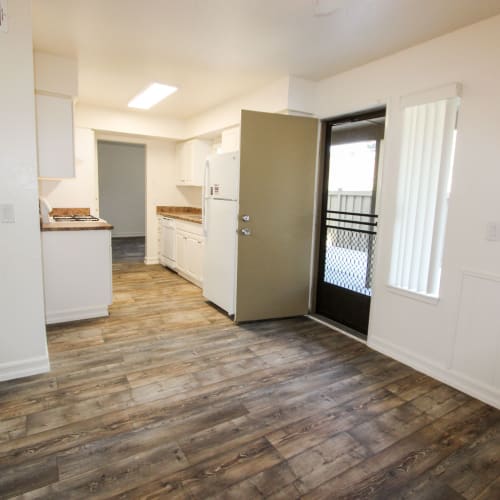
0;0;8;33
486;221;500;242
0;203;15;223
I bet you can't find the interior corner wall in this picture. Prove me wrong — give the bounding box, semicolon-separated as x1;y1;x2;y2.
185;77;291;138
314;14;500;408
0;0;49;381
34;51;78;97
287;76;317;115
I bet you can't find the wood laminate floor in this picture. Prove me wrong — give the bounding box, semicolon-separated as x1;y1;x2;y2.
0;263;499;499
112;237;145;262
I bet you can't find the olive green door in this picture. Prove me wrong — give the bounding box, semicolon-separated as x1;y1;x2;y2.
235;110;318;322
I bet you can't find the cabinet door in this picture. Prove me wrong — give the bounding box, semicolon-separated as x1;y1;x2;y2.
161;224;176;263
158;219;163;263
183;147;194;185
176;142;194;185
176;140;210;186
176;232;187;272
36;94;75;178
166;226;176;262
191;140;211;186
175;143;184;184
191;237;204;283
182;235;194;279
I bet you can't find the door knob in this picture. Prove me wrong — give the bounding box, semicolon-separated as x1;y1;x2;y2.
241;215;250;222
240;228;251;236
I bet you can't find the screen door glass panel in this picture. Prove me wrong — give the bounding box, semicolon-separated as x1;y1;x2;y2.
325;140;377;295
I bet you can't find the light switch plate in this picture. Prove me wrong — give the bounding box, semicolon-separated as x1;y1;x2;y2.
0;0;8;33
486;221;500;242
0;203;15;223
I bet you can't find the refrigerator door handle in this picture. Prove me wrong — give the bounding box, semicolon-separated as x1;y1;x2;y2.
202;160;209;236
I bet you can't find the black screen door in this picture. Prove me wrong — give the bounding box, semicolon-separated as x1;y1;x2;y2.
316;108;386;337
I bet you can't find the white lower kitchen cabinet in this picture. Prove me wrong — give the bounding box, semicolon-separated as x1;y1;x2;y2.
41;229;112;324
173;220;204;287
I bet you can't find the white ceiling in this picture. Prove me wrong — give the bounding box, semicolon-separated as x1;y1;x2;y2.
32;0;500;119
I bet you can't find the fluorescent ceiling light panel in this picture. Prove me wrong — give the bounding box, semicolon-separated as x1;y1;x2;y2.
128;83;178;109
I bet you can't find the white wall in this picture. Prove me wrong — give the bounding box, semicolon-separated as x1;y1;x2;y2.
97;141;146;237
0;0;49;380
39;127;99;215
76;104;186;140
185;77;291;138
287;76;317;116
313;15;500;408
34;52;78;97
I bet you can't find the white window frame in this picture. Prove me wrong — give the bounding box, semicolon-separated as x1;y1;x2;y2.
389;83;461;299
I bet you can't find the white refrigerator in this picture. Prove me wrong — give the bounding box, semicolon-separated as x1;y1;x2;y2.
203;152;240;315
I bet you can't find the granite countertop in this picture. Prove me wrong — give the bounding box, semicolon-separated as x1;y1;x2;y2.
41;220;114;232
157;206;202;224
40;207;113;231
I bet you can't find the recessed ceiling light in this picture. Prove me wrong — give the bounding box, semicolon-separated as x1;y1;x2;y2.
128;83;178;109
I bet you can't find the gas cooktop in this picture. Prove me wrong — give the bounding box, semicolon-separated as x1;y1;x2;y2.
52;215;101;222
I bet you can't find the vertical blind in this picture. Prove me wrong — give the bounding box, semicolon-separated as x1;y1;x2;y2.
390;94;460;296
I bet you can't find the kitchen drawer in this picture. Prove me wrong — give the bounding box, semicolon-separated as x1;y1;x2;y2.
176;220;203;236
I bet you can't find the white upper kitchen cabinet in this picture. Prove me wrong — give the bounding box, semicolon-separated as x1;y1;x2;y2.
175;220;204;288
175;139;211;186
36;93;75;178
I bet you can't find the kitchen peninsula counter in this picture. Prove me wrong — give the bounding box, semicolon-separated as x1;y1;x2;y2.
41;220;113;231
41;215;113;324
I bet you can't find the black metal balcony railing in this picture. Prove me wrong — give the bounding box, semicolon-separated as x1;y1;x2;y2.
323;209;378;296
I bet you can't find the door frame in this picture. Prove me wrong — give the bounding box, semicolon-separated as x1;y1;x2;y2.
310;106;387;338
96;135;148;261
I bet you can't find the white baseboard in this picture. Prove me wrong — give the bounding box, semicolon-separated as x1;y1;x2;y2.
0;355;50;382
45;306;109;325
369;336;500;410
144;256;160;265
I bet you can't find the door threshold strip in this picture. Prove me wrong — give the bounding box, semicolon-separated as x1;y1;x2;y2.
307;314;367;344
